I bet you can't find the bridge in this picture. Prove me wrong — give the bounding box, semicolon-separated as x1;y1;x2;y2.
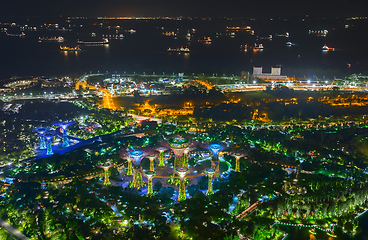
236;200;262;219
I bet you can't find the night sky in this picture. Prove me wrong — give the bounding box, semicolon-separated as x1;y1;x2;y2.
1;0;367;17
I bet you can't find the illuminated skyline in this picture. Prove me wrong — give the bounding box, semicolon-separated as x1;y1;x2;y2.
1;0;367;18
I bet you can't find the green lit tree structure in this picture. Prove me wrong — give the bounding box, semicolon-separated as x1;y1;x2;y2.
131;166;145;189
147;154;157;171
168;136;191;169
98;162;113;185
231;152;245;172
124;156;133;175
145;171;155;196
156;147;166;167
176;167;189;201
44;131;55;155
205;168;216;195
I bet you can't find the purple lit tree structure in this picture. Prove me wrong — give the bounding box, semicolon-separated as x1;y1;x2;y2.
231;152;245;172
129;150;145;189
52;121;75;148
98;162;113;185
44;131;55;155
32;127;49;150
156;147;166;167
145;171;155;196
205;168;216;195
176;167;189;201
147;154;157;171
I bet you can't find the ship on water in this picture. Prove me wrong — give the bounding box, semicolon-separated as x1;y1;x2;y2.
322;44;334;51
77;38;109;45
197;36;212;43
39;36;64;42
167;47;190;52
253;43;264;50
102;34;124;39
6;32;25;37
240;44;248;51
60;45;81;51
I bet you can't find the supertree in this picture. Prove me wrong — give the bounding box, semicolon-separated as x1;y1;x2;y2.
129;150;146;189
145;171;155;196
147;154;157;171
205;168;216;196
124;156;133;175
52;121;75;148
32;127;49;150
98;162;113;185
44;131;55;155
208;143;224;177
156;147;166;167
176;167;189;201
231;152;245;172
167;136;195;169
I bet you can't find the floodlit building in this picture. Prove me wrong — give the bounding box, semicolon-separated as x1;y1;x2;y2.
252;66;288;81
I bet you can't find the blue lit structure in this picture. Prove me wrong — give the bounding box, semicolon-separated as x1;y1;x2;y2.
33;127;49;150
52;121;75;148
44;131;55;155
208;144;223;158
129;150;145;166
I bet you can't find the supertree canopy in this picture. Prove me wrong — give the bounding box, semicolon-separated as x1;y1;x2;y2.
168;136;190;149
208;144;223;158
130;150;145;166
33;127;49;150
167;136;193;169
52;121;76;148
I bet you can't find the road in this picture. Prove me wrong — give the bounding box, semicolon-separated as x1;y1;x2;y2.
0;218;30;240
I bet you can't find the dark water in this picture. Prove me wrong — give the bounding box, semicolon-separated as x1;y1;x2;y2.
0;18;367;79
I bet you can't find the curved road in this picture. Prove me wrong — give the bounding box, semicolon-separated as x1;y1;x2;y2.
0;218;30;240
